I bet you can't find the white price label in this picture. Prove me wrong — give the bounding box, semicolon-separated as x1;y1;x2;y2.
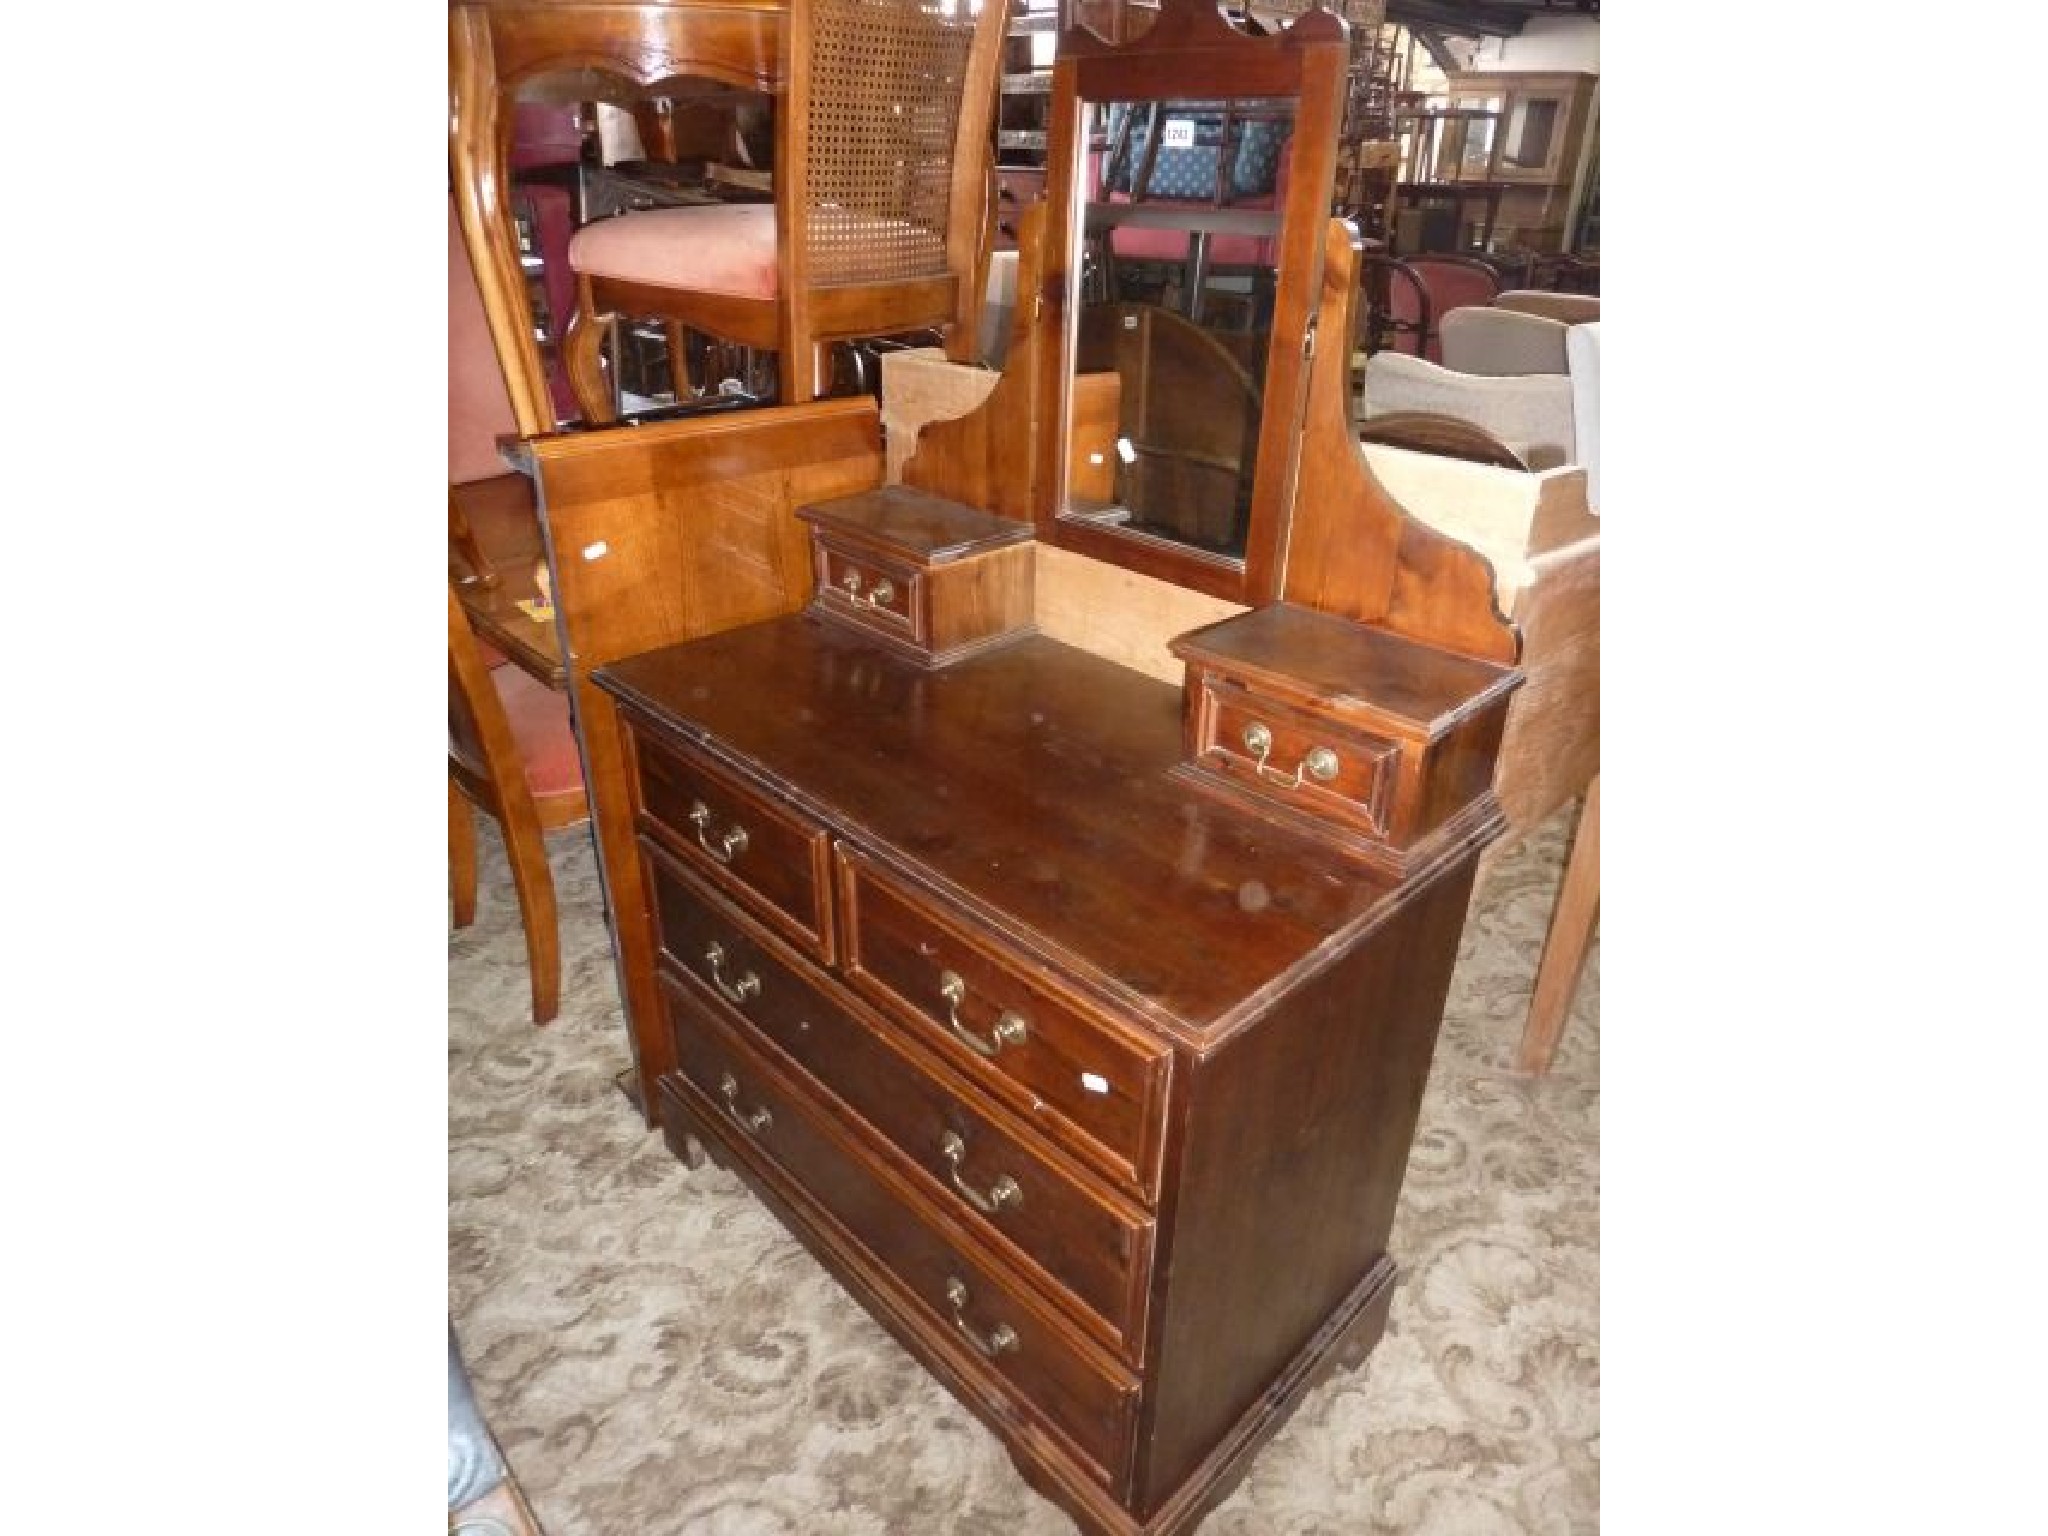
1161;118;1196;149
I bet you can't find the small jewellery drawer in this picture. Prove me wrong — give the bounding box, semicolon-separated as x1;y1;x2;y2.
815;545;918;640
1194;679;1400;838
656;1005;1141;1488
630;723;835;962
837;846;1171;1201
647;855;1155;1360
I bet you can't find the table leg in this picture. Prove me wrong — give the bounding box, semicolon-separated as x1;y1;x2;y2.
1517;774;1600;1074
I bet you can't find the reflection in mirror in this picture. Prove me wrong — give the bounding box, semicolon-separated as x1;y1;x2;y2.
1066;94;1293;562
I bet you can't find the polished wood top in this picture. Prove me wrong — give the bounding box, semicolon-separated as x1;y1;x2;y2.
796;486;1035;563
596;615;1412;1045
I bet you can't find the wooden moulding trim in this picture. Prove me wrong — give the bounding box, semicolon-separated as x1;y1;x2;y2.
808;275;959;335
587;275;780;351
1279;220;1522;667
479;8;787;97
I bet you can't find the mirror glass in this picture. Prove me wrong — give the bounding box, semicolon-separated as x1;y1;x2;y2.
1059;94;1294;568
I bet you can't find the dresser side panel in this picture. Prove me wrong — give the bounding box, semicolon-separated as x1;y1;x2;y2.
1133;854;1483;1513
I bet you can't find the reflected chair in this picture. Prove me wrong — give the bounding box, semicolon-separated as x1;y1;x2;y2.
1439;305;1570;377
1494;289;1599;324
450;585;589;1025
1403;252;1501;361
562;0;1007;413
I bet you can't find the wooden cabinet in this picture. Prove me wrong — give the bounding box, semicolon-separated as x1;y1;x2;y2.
590;481;1521;1534
1444;70;1599;252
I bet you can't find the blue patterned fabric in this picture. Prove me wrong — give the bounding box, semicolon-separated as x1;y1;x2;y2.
1102;101;1289;203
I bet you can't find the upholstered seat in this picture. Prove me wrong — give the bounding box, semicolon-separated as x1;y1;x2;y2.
1440;305;1571;376
1361;350;1575;469
568;204;780;299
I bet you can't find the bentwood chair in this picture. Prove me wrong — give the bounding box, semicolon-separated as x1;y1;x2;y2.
1402;252;1501;362
449;584;589;1025
562;0;1007;414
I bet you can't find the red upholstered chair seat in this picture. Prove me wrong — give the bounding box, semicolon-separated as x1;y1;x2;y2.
568;205;781;299
491;664;584;800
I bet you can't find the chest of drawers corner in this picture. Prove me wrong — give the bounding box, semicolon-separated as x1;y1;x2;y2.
594;614;1510;1536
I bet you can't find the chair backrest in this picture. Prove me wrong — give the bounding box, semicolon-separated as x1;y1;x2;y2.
449;197;522;486
1440;306;1571;377
1404;253;1500;360
791;0;1007;290
1566;320;1599;511
1494;289;1600;324
1359;252;1430;357
1361;350;1575;470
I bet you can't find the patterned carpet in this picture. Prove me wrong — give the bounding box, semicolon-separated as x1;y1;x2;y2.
449;804;1598;1536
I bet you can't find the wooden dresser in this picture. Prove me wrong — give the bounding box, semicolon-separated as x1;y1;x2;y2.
594;559;1519;1533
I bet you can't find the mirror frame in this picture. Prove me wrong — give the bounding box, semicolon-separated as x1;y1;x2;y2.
1029;0;1350;604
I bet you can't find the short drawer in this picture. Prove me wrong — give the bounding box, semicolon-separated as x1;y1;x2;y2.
1193;677;1401;839
646;867;1155;1360
814;542;920;643
837;846;1171;1201
630;722;835;962
657;1004;1140;1489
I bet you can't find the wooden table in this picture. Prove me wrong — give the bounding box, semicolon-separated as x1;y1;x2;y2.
449;0;790;437
451;471;566;687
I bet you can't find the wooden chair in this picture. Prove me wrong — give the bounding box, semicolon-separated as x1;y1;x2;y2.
449;585;589;1024
1359;251;1430;357
1403;252;1501;361
562;0;1008;413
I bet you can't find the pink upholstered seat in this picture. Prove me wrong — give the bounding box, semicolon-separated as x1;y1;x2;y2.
567;205;780;299
492;663;584;799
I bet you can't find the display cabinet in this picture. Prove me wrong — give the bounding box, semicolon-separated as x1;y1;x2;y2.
1443;69;1598;252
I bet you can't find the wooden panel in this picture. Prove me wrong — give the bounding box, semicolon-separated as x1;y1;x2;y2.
838;846;1172;1201
1033;546;1246;686
645;852;1155;1358
528;398;883;1120
658;1006;1141;1488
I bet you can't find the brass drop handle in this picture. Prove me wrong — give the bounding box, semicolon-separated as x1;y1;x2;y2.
839;570;896;609
1241;723;1341;790
703;941;761;1007
717;1072;772;1136
939;1131;1023;1215
944;1276;1018;1358
937;970;1028;1058
687;800;749;864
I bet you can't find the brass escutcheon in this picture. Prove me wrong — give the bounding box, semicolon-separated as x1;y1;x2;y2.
944;1276;1019;1357
937;970;1029;1058
1241;722;1341;790
687;800;749;864
939;1130;1023;1214
717;1072;772;1136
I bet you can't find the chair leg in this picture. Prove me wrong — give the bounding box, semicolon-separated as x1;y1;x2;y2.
1516;775;1600;1074
449;780;478;929
503;818;563;1025
563;278;617;426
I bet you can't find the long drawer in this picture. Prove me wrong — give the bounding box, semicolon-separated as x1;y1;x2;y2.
645;843;1156;1363
630;721;836;963
837;845;1172;1200
656;993;1140;1489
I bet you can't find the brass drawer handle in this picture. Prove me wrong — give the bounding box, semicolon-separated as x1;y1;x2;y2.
687;800;749;864
944;1276;1018;1358
717;1072;772;1136
1241;723;1340;790
939;1131;1023;1215
937;970;1028;1058
702;941;761;1007
839;570;897;610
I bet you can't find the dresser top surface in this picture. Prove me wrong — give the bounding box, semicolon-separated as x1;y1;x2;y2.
795;487;1036;563
598;616;1411;1039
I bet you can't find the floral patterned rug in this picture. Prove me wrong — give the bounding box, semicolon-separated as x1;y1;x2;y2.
450;803;1598;1535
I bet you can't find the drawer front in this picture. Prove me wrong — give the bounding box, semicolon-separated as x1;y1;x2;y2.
1196;678;1401;836
657;1001;1139;1488
838;847;1171;1200
647;852;1155;1361
631;723;835;962
815;542;922;644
